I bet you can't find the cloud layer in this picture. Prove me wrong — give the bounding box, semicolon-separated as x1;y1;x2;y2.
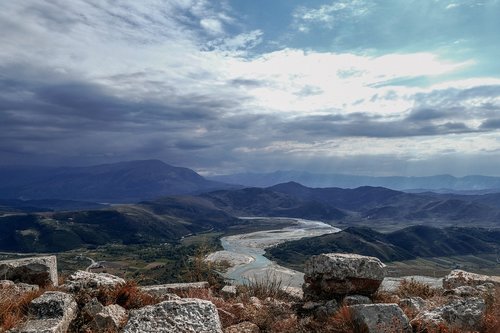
1;0;500;176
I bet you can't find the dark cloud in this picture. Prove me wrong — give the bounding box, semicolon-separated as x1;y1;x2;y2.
480;118;500;129
280;111;475;139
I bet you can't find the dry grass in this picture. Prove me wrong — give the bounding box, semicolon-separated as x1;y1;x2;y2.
239;272;294;301
483;286;500;333
396;278;438;299
299;306;359;333
0;287;44;331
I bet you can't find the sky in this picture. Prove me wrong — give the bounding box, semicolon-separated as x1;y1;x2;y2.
2;0;500;176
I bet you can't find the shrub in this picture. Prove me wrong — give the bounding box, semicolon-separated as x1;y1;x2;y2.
396;278;437;299
239;271;293;301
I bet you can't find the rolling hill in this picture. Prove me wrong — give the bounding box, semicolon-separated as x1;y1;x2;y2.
266;225;500;270
200;186;347;220
0;197;239;252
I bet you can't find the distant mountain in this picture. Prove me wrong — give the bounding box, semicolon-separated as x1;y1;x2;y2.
200;186;347;221
268;182;500;224
0;160;233;203
208;170;500;192
266;225;500;270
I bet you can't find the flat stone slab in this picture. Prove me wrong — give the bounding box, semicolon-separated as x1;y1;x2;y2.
0;256;58;287
64;270;125;291
380;276;443;292
140;282;209;296
122;298;223;333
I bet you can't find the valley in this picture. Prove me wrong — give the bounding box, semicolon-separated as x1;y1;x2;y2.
0;160;499;286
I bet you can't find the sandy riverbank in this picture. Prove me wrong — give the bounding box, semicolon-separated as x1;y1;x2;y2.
207;217;340;288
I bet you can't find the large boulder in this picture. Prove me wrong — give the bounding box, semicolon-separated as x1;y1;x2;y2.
443;269;500;289
63;270;125;291
11;291;77;333
303;253;386;300
122;298;223;333
349;304;411;333
411;297;485;332
0;256;58;287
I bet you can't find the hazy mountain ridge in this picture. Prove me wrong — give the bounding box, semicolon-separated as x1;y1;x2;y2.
209;170;500;192
0;160;234;203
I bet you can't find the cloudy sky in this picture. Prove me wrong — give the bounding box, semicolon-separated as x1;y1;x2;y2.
2;0;500;176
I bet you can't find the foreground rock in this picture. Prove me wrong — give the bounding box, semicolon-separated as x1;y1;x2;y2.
0;280;39;294
303;253;386;300
64;270;125;291
0;256;58;287
122;298;223;333
443;269;500;289
82;298;128;332
12;291;77;333
349;304;411;333
140;282;209;299
411;297;485;332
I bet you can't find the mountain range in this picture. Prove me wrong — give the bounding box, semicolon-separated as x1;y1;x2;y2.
1;159;500;254
0;160;234;203
208;170;500;193
198;181;500;226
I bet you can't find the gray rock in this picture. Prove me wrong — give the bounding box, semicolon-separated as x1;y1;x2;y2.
11;291;77;333
315;299;339;318
411;297;485;332
140;281;209;297
281;286;304;300
122;298;223;333
83;298;127;332
343;295;372;306
0;256;58;287
224;321;260;333
64;270;125;291
221;285;237;297
380;276;443;292
398;297;426;314
349;303;411;333
0;280;39;294
443;285;480;297
303;253;386;300
443;269;500;289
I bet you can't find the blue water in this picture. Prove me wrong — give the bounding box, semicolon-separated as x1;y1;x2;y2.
220;217;340;285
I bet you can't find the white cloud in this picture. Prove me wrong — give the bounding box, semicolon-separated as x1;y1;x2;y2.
293;0;372;30
200;18;224;35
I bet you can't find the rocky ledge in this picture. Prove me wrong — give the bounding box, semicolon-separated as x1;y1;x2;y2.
0;254;498;333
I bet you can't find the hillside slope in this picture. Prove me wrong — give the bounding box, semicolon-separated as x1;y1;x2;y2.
0;197;238;252
266;225;500;270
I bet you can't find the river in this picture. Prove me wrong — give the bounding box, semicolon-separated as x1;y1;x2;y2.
207;217;340;288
